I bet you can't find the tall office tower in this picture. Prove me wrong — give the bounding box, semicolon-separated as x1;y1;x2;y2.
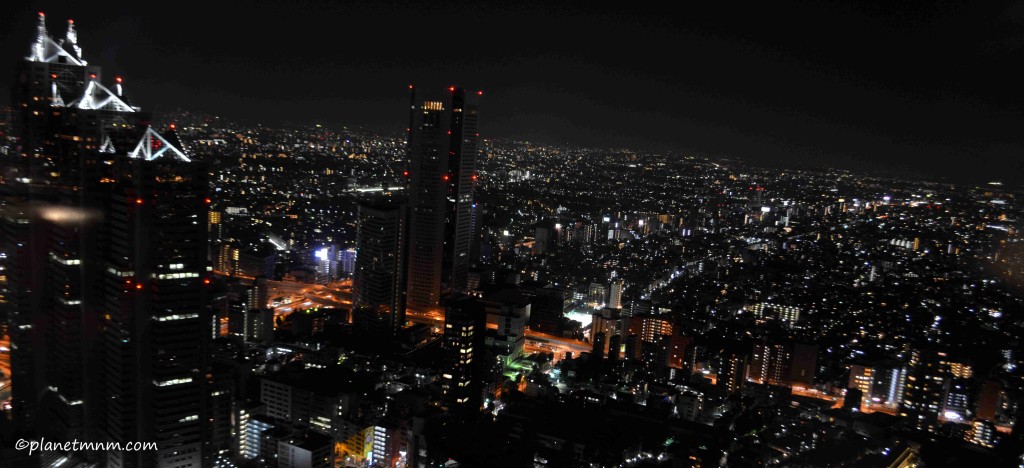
3;13;146;440
100;145;211;468
899;348;950;434
405;86;480;310
441;296;486;414
5;14;211;466
353;199;408;335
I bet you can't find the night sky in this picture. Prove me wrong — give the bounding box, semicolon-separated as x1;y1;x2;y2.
2;0;1022;184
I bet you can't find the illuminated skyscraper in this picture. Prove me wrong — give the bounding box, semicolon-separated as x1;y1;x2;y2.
99;149;211;468
4;13;145;442
405;86;480;310
899;348;950;434
3;14;210;466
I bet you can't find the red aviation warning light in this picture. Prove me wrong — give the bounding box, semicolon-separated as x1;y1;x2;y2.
169;123;177;131
115;76;123;83
402;170;409;177
203;278;211;285
204;197;212;204
477;90;483;96
442;174;450;181
135;198;144;205
449;86;455;92
135;283;143;290
68;19;74;24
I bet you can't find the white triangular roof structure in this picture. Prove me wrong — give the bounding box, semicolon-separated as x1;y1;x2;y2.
129;127;191;162
99;134;115;154
26;14;87;66
72;80;137;113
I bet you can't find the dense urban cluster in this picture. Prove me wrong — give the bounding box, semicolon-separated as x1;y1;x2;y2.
1;13;1023;468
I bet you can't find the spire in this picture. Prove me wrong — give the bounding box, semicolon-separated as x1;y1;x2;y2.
64;19;83;60
28;12;48;61
25;13;85;65
115;76;124;97
129;127;191;162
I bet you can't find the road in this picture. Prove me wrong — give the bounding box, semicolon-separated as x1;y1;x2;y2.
216;273;591;359
404;310;591;361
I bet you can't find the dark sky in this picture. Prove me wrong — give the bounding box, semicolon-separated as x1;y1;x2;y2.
2;0;1023;184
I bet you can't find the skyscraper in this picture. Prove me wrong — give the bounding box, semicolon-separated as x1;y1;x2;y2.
3;14;210;466
441;295;486;414
899;348;950;434
99;150;211;468
353;199;408;335
405;86;480;310
4;13;146;441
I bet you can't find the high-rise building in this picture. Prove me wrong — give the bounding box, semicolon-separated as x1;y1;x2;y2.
441;296;486;413
481;289;531;367
608;279;624;309
870;360;907;408
590;308;621;355
625;314;673;345
719;350;747;395
848;364;874;398
899;348;950;433
405;87;481;310
525;286;569;334
749;340;793;387
353;199;407;335
789;343;817;389
587;283;607;308
3;14;211;466
99;143;211;468
3;14;142;436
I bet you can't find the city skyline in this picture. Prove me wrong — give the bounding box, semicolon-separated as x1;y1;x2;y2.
2;5;1024;468
1;1;1022;185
